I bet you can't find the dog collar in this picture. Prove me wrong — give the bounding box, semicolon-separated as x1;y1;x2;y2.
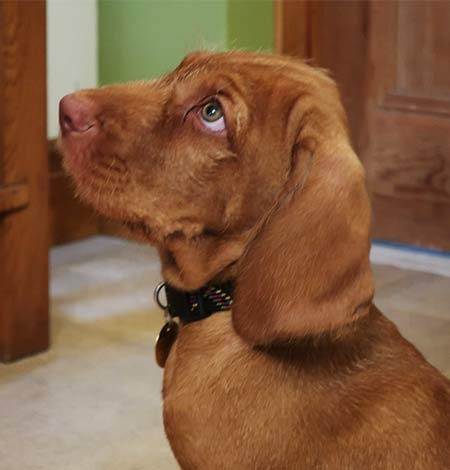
154;281;234;324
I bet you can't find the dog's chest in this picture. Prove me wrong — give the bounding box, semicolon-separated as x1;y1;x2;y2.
160;314;318;469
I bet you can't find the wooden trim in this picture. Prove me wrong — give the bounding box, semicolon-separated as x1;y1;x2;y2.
0;183;29;213
274;0;310;58
274;0;282;53
381;92;450;118
0;0;49;362
276;0;371;157
372;193;450;251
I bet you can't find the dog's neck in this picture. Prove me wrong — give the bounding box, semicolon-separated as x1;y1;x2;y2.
155;230;252;324
157;228;254;291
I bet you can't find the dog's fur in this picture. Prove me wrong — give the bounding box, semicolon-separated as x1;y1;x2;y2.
60;52;450;469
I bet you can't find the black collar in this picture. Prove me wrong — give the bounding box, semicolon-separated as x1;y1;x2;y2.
154;281;234;324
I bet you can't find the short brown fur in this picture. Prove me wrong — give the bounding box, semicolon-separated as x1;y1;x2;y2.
60;51;450;469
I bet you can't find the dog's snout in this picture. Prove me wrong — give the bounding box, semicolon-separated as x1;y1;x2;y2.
59;94;96;134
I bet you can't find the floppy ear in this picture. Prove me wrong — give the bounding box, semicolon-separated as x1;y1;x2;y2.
232;137;375;346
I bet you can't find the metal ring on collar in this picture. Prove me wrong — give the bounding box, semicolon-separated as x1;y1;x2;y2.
154;281;168;311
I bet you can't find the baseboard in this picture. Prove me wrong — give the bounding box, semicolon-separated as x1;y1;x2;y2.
370;241;450;278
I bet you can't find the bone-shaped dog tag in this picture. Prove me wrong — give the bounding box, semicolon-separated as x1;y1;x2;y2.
155;321;178;368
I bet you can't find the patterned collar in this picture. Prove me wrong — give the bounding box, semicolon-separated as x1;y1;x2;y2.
155;282;234;324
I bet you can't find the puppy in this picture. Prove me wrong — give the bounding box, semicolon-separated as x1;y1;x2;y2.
59;51;450;470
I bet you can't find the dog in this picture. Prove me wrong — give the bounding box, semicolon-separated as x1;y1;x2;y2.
59;51;450;469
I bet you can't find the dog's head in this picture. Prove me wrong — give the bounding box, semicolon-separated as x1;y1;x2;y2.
60;51;374;345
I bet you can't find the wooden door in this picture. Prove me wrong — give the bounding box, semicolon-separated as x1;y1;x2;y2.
0;0;49;361
276;0;450;251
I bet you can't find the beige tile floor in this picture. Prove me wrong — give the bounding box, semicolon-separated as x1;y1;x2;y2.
1;236;449;470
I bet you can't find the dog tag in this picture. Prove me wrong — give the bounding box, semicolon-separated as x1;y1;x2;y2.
155;321;178;368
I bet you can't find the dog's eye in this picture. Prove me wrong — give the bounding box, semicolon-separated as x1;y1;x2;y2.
199;101;226;132
201;101;223;122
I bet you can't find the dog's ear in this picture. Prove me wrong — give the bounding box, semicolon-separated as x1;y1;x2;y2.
232;133;375;346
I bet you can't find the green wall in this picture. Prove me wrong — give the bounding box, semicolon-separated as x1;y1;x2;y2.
98;0;274;85
228;0;273;51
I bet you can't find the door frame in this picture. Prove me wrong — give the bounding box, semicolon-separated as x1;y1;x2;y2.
0;0;49;362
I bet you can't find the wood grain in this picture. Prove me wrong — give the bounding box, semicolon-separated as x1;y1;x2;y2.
367;0;450;249
381;92;450;118
275;0;371;156
368;110;450;205
307;0;371;158
0;183;29;213
275;0;310;58
276;0;450;251
396;1;450;100
371;194;450;251
0;0;49;362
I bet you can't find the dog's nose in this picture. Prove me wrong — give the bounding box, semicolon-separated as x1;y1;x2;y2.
59;94;96;134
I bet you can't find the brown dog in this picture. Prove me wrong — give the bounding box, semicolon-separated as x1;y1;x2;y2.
59;52;450;469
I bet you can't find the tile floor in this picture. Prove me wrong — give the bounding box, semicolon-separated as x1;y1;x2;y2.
1;236;449;470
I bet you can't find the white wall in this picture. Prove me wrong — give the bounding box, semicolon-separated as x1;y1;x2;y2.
46;0;98;138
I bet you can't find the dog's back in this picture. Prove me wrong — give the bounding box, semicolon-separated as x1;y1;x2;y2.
163;307;450;470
